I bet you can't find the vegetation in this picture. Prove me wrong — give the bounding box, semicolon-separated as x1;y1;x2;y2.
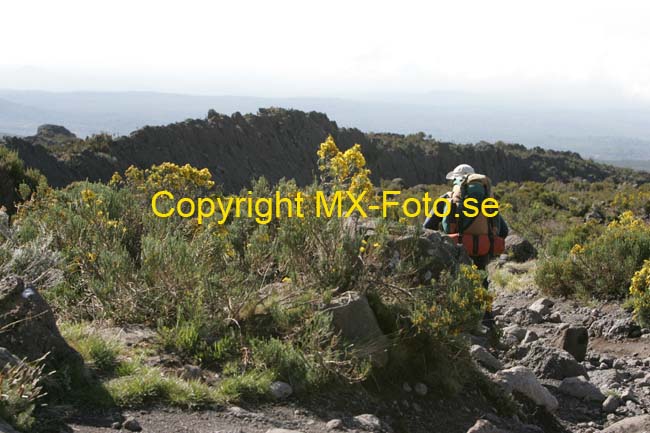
3;132;650;430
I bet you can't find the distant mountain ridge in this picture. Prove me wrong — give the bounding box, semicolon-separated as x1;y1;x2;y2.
2;108;648;192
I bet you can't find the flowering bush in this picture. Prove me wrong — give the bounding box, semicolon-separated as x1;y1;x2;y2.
317;135;373;198
630;260;650;327
537;211;650;303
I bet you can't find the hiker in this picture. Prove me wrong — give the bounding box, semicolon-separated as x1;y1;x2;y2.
424;163;508;270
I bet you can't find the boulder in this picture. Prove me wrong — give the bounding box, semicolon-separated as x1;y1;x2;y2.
495;366;558;411
519;344;588;380
503;325;527;342
528;298;553;317
470;345;503;371
329;291;389;367
557;326;588;362
510;309;543;326
601;415;650;433
558;376;606;401
0;276;84;373
269;381;293;400
389;232;471;284
504;234;537;262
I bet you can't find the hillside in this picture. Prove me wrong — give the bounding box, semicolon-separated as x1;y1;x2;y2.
2;108;647;192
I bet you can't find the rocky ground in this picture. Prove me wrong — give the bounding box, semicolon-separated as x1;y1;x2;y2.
60;259;650;433
3;249;650;433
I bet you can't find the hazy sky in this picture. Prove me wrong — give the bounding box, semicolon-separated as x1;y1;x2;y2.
2;0;650;103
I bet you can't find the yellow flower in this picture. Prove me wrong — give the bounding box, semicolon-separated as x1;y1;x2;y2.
80;189;95;202
87;252;97;263
570;243;585;255
359;246;366;253
282;277;292;283
372;242;380;248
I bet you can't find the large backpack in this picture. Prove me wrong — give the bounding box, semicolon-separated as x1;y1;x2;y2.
442;174;505;257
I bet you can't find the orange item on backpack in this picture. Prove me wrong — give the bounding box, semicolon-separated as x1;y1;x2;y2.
447;233;505;257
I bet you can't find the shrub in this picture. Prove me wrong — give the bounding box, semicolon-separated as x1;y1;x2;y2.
0;358;47;431
630;260;650;327
537;211;650;300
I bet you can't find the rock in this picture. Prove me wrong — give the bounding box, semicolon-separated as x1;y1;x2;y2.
329;291;389;367
606;318;642;339
621;388;638;402
589;369;624;391
612;359;626;369
600;415;650;433
521;330;539;345
353;413;390;432
547;312;562;323
0;419;20;433
111;421;122;429
466;419;510;433
326;419;344;430
470;345;503;371
558;326;589;362
269;381;293;400
503;325;527;342
558;376;606;401
495;366;559;411
266;430;305;433
123;417;142;432
402;382;412;392
0;276;84;374
414;382;428;396
0;347;21;368
602;395;621;413
180;364;202;380
528;298;553;316
511;309;543;326
391;232;471;284
520;344;588;380
504;234;537;262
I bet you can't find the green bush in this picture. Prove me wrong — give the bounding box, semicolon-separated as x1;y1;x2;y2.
536;211;650;300
0;358;47;431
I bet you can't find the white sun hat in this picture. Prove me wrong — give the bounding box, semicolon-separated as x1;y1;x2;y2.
445;164;475;180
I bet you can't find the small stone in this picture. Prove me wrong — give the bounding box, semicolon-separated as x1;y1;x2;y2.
621;388;638;402
269;381;293;400
111;421;122;430
470;345;503;371
326;419;343;430
521;330;539;345
466;419;509;433
402;382;412;392
612;359;626;369
123;417;142;432
548;312;562;323
414;382;428;396
180;364;202;380
353;414;383;431
265;429;305;433
602;395;621;413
